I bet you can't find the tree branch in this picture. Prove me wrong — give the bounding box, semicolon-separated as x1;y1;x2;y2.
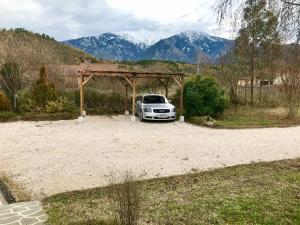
281;0;300;6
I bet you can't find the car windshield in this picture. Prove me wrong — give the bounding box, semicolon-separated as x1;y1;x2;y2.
143;95;165;104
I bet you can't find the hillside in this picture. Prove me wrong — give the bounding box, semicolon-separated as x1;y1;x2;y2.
0;28;97;72
63;31;233;63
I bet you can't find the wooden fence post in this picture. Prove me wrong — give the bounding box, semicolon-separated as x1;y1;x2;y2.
80;74;84;117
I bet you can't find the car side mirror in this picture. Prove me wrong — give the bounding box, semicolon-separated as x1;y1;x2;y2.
168;99;172;103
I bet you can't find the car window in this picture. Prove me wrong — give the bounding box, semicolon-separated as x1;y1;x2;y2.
143;95;165;104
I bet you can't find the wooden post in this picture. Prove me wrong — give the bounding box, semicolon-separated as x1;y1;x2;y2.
80;74;84;117
172;76;184;117
180;85;184;116
125;84;128;113
165;78;169;98
132;77;136;116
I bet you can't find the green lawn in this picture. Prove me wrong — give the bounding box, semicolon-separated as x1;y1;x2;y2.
43;159;300;225
189;106;300;128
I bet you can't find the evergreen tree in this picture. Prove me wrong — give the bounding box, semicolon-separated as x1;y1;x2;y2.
32;65;57;107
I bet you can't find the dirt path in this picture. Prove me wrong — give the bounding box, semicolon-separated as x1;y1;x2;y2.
0;116;299;198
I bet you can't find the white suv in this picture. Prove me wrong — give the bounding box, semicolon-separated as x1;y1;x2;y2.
135;94;176;121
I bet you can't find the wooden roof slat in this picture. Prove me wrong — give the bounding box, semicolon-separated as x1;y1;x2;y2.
77;70;188;78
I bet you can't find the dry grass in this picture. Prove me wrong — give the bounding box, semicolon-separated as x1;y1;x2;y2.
0;173;31;202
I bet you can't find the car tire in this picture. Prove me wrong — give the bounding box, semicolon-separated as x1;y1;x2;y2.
140;113;145;122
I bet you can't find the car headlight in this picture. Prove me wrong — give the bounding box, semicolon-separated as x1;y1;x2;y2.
143;107;152;112
172;108;176;112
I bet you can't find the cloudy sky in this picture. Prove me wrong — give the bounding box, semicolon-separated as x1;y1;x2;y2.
0;0;234;41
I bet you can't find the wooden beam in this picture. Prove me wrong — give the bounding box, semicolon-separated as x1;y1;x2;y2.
82;74;94;86
125;84;128;113
172;76;183;88
172;76;184;116
124;76;133;87
165;78;169;98
180;85;184;116
80;74;84;117
132;77;136;116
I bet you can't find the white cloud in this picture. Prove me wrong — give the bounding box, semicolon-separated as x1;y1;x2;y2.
0;0;230;40
107;0;211;24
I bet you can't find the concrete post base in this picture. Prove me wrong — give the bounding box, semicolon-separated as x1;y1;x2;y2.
179;116;185;122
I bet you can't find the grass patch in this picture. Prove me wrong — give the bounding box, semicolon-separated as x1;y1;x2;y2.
21;112;79;121
189;106;300;128
0;111;79;122
43;159;300;225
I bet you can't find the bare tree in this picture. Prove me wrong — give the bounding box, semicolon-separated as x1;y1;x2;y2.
279;44;300;117
216;0;300;42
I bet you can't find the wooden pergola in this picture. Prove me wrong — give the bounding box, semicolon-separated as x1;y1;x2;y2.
76;70;188;117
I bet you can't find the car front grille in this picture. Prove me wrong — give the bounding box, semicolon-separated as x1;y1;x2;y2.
153;109;170;113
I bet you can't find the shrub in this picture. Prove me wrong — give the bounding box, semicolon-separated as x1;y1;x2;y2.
0;111;17;122
0;91;12;111
32;65;57;107
17;89;35;112
22;112;78;121
45;96;76;114
184;75;228;118
108;171;140;225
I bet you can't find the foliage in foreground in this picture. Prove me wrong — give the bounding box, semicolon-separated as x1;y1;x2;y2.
0;91;12;111
183;75;228;118
43;159;300;225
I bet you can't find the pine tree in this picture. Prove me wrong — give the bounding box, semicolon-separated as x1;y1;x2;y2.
32;65;57;107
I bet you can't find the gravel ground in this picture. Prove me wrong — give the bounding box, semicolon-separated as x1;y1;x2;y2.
0;116;299;198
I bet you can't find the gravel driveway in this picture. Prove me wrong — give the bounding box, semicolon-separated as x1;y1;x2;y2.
0;116;299;198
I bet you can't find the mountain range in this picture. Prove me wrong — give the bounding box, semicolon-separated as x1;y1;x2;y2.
63;31;233;63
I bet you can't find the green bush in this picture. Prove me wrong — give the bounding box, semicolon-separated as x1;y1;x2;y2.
0;111;17;122
17;89;35;112
32;65;57;107
183;75;228;118
0;91;12;111
45;97;76;114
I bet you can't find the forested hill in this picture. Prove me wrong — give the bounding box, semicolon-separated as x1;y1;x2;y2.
0;28;97;71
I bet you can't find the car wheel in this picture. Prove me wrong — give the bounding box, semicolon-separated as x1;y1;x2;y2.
140;112;145;122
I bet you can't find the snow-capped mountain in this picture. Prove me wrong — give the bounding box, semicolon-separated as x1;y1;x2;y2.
116;29;177;47
63;30;233;63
